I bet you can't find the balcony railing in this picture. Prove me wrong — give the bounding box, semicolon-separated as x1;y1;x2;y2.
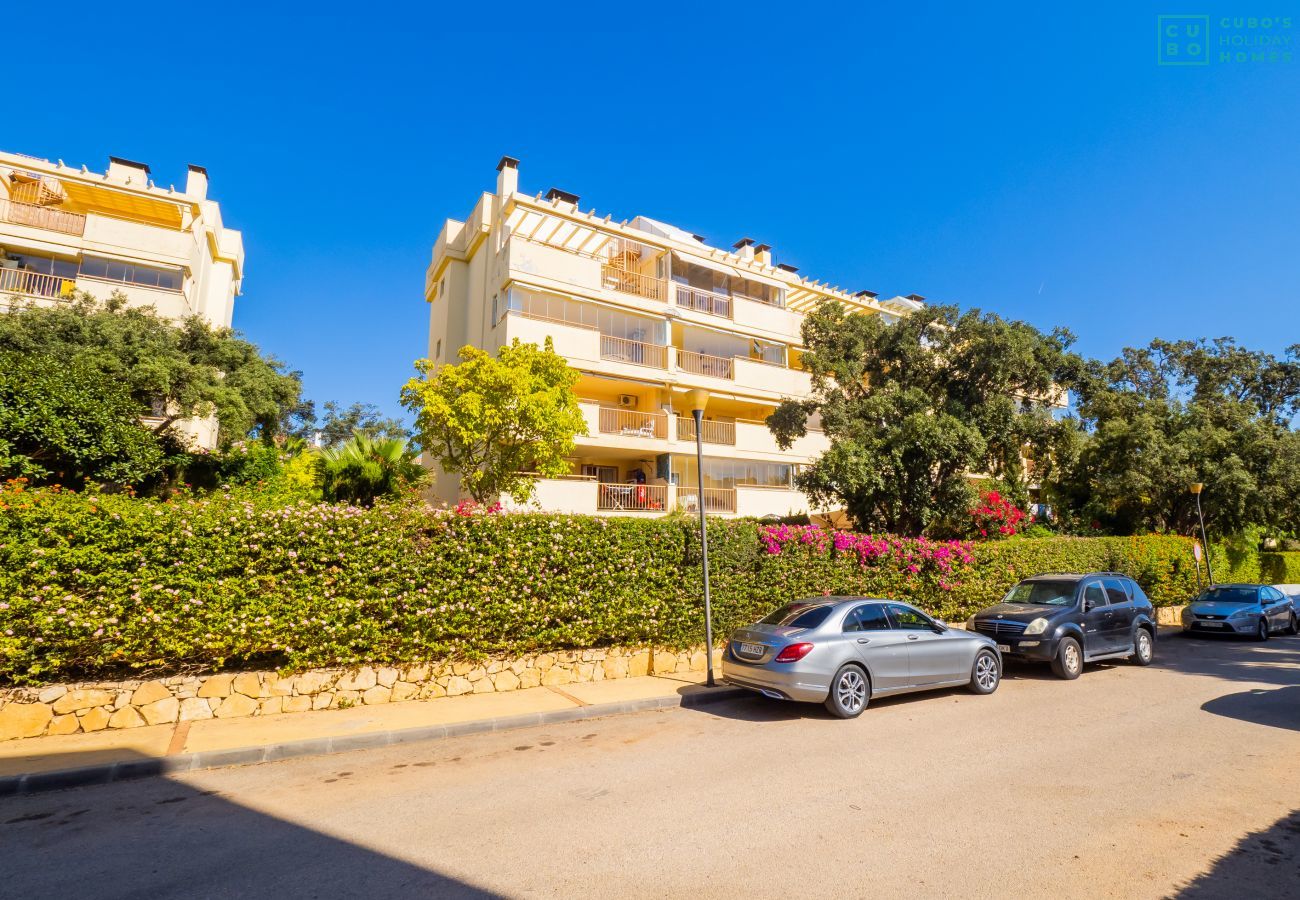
677;487;737;514
600;335;668;369
601;264;664;301
674;284;732;318
597;483;668;512
676;416;736;446
598;407;667;439
0;198;86;236
0;268;76;299
676;349;734;379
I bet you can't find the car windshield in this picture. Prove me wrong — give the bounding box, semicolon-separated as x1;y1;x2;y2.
1196;587;1258;605
759;602;833;629
1002;580;1077;606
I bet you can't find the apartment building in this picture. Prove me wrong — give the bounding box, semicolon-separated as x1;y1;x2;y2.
0;150;244;329
424;157;922;518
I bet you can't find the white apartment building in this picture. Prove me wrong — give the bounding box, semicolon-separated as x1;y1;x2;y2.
1;149;246;448
425;157;923;518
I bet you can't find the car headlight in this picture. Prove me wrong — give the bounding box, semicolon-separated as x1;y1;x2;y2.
1228;608;1254;619
1181;607;1192;621
1024;617;1049;635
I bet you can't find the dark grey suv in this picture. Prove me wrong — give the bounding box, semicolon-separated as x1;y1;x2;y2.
966;572;1158;679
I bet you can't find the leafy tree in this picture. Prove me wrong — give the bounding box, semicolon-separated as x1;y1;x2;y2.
0;292;303;448
317;431;425;506
298;400;411;448
0;351;169;486
769;302;1081;536
400;339;586;503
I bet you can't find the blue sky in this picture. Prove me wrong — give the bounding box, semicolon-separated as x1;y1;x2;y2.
10;4;1298;421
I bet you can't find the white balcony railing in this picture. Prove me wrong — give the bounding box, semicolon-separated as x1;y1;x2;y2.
601;264;665;301
676;416;736;446
676;349;735;379
598;407;667;439
674;284;732;318
0;198;86;236
597;483;668;512
676;487;737;514
599;335;668;369
0;268;76;299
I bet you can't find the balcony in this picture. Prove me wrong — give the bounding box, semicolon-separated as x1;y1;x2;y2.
0;268;75;299
599;335;668;369
600;263;664;301
598;407;668;439
676;416;736;446
676;348;734;379
597;483;668;512
677;487;737;515
674;284;731;318
0;198;86;237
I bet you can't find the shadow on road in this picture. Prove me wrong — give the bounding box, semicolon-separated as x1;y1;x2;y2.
1170;807;1300;898
1152;631;1300;689
1201;685;1300;733
2;750;502;899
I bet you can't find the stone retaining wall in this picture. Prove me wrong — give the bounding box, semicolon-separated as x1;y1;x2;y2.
0;645;719;742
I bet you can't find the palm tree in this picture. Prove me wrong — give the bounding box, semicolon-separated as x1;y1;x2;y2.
318;431;426;506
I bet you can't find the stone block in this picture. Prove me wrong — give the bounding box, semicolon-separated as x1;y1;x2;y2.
259;697;283;716
362;686;392;705
179;697;214;721
445;676;473;697
403;665;430;683
197;674;235;699
541;667;573;687
422;683;447;699
576;662;595;682
653;651;677;675
377;667;399;687
604;656;630;680
471;677;495;694
509;658;529;676
493;670;520;692
266;675;294;697
391;682;419;702
517;668;543;689
283;696;312;713
486;660;503;674
333;690;361;708
140;697;180;726
214;694;259;719
47;713;80;735
452;660;474;676
0;702;53;741
131;681;172;706
78;707;111;732
232;673;263;698
52;689;113;715
112;692;132;709
37;685;68;704
629;651;651;678
312;693;334;711
466;667;488;683
294;672;330;695
109;706;146;729
535;653;556;671
336;668;377;691
689;650;707;672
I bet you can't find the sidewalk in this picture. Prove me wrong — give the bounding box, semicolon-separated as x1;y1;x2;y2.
0;670;745;795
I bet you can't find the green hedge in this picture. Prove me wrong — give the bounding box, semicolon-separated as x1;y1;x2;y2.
0;485;1202;684
1260;552;1300;584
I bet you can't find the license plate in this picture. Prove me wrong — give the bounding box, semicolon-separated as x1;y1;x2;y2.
1201;622;1224;628
997;644;1011;652
740;642;764;657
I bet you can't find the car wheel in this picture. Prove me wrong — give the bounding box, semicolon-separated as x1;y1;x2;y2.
824;664;869;719
968;649;1000;694
1255;618;1270;642
1132;628;1155;666
1051;637;1082;680
1285;615;1298;636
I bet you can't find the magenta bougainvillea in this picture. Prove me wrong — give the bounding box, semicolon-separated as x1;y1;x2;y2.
758;524;975;587
969;490;1028;539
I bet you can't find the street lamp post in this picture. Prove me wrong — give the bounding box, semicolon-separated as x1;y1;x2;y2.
686;388;716;687
1189;482;1215;586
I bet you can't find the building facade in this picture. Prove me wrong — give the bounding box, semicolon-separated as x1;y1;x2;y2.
424;158;923;518
0;151;244;329
1;149;246;447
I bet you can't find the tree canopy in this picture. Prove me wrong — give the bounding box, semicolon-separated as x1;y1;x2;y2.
769;302;1081;536
0;292;303;449
292;400;411;448
400;339;586;503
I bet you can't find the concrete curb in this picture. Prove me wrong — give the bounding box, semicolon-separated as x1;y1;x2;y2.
0;685;749;797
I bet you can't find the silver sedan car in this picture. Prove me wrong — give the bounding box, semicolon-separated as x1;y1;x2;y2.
721;597;1002;718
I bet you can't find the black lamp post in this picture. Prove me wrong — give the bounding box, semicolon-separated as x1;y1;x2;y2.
686;388;715;687
1190;482;1215;586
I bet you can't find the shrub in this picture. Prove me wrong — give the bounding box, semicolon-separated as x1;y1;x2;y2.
968;490;1028;539
1260;552;1300;584
0;485;1203;685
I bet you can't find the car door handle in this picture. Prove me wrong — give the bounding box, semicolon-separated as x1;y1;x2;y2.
907;634;919;641
856;638;871;645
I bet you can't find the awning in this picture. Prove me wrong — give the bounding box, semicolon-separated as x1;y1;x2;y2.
673;251;788;290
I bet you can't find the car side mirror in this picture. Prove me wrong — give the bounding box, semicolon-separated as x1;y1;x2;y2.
1084;600;1099;612
931;620;948;633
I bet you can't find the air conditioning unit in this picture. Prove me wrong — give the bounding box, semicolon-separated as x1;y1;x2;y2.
617;394;639;409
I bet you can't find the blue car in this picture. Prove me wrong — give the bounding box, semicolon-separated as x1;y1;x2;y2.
1181;584;1298;640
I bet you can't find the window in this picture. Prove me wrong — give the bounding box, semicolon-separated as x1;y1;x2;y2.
1082;583;1107;610
749;339;785;366
844;604;891;632
1002;580;1077;606
759;602;833;629
581;465;618;484
1102;578;1129;606
1127;580;1149;603
669;455;794;489
886;604;933;630
80;256;182;291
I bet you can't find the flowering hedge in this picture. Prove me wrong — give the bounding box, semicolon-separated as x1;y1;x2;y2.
0;483;1202;684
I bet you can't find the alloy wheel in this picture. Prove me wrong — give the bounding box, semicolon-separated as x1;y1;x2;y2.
838;670;866;713
975;653;998;690
1137;631;1152;662
1064;642;1081;675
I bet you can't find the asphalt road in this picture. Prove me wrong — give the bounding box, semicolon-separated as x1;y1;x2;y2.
4;630;1300;899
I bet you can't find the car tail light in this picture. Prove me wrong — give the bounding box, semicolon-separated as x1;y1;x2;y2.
774;642;814;663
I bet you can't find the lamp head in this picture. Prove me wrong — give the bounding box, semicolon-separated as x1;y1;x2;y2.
1189;482;1203;495
685;388;710;414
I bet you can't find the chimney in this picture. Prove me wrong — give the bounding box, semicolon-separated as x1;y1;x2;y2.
753;243;772;266
496;155;519;196
905;293;926;304
732;237;755;262
544;187;580;207
186;164;208;199
106;156;150;185
854;289;879;299
776;263;799;274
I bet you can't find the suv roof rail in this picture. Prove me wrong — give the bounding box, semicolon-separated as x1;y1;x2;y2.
1028;571;1128;578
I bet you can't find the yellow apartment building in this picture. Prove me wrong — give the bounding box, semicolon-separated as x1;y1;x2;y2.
1;149;246;447
424;157;923;518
